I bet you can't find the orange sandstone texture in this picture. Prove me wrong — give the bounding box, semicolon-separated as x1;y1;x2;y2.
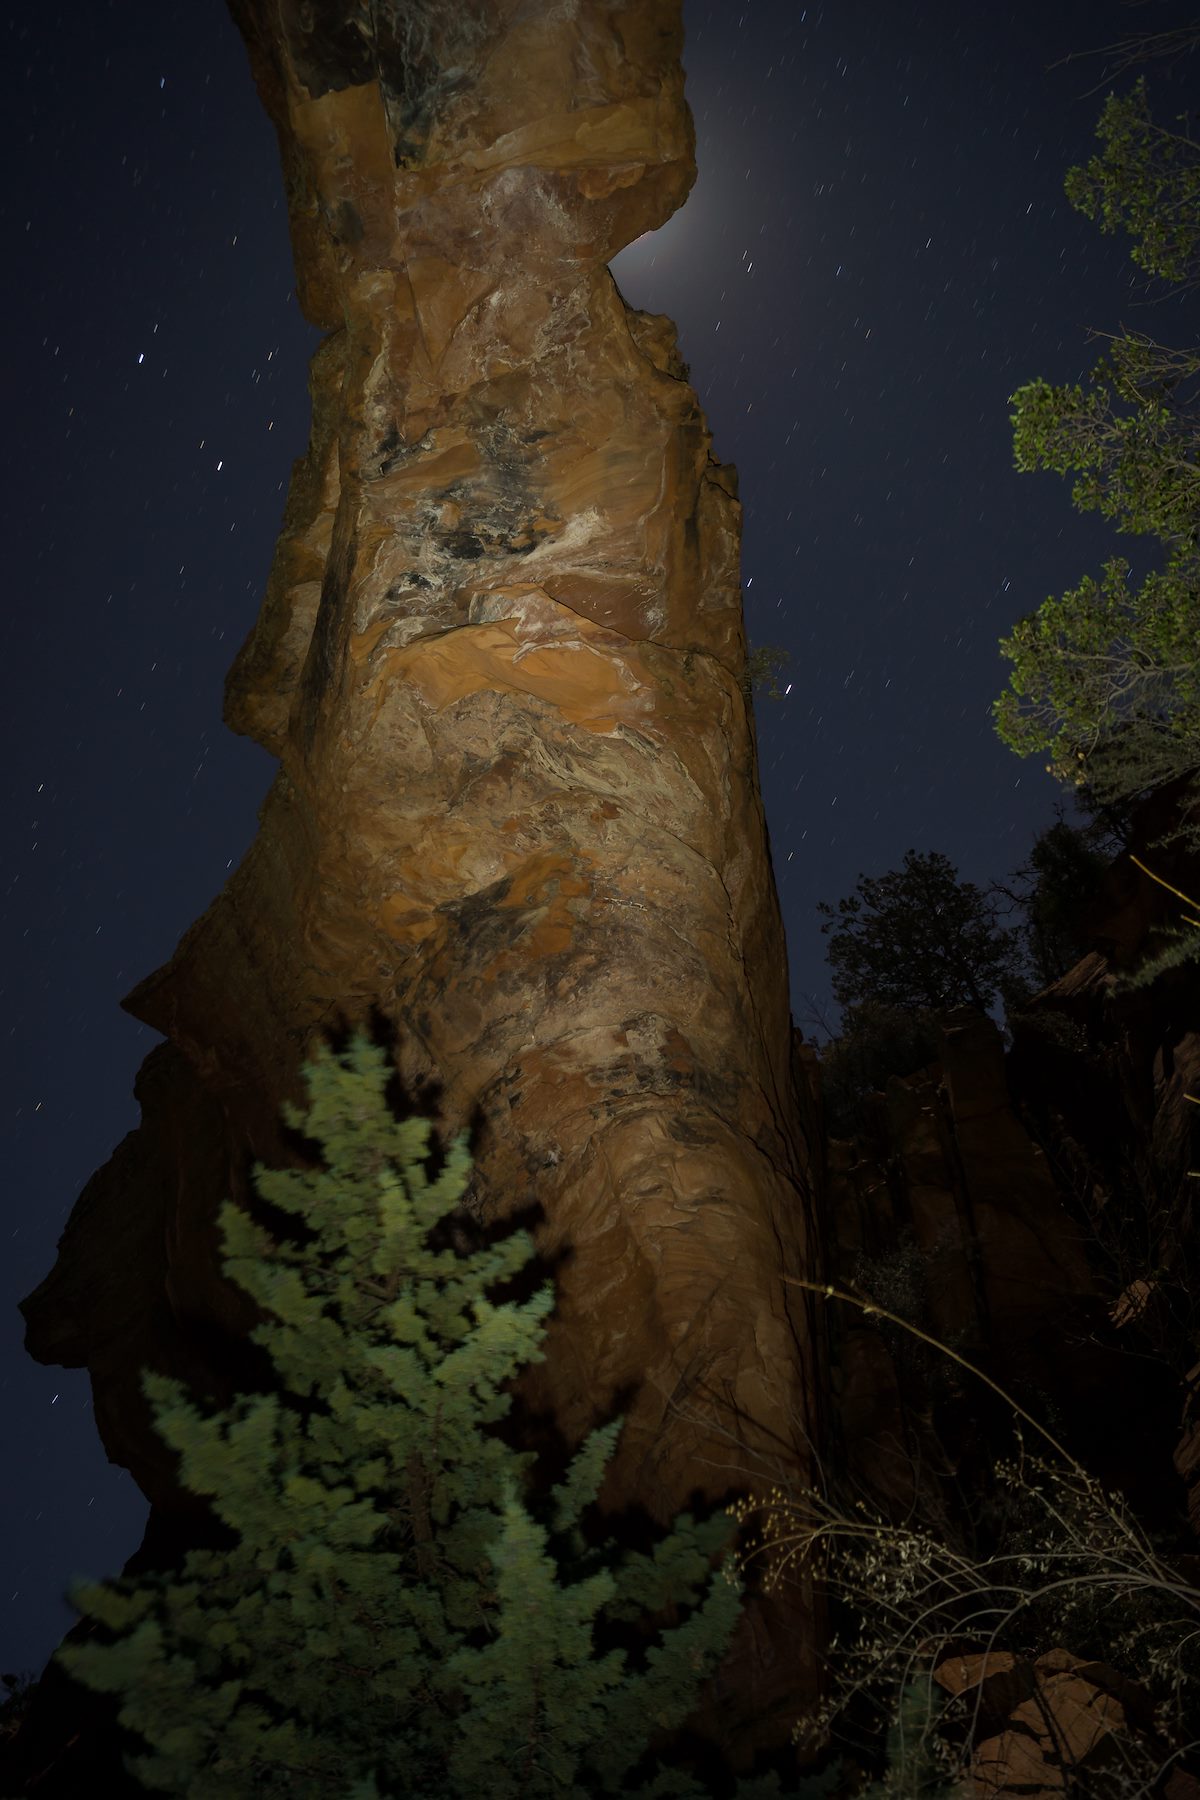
22;0;826;1765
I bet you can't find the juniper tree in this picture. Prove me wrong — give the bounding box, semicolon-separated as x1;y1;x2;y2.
993;76;1200;828
815;850;1025;1019
807;853;1027;1140
55;1034;743;1799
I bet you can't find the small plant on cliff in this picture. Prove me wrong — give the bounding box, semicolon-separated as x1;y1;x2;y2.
728;1281;1200;1799
54;1034;743;1798
744;643;793;703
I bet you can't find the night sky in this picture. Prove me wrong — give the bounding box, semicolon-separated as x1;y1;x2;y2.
5;0;1196;1687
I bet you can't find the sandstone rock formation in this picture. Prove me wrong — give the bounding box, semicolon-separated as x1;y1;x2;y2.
18;0;825;1777
927;1643;1200;1800
13;5;1199;1793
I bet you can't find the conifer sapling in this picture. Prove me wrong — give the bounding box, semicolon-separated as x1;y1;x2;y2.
56;1034;743;1798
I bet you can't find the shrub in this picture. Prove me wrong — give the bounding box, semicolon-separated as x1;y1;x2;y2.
729;1281;1200;1800
54;1034;743;1798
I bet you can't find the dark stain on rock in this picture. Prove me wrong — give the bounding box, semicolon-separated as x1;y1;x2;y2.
437;877;517;970
428;414;561;568
666;1116;718;1147
384;572;433;601
443;529;486;560
298;513;357;745
374;424;435;480
282;4;376;96
329;198;364;246
374;2;496;168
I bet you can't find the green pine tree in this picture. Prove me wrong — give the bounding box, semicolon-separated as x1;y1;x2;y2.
55;1033;743;1798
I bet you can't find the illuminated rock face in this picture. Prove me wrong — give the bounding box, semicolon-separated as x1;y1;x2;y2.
22;0;825;1762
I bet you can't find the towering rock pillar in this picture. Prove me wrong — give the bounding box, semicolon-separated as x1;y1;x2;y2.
23;0;825;1760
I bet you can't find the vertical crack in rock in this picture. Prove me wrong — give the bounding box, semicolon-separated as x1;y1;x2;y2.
21;0;828;1765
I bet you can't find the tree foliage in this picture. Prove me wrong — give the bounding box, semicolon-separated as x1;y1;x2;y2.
744;643;792;703
0;1671;35;1753
816;850;1025;1018
994;505;1200;795
990;808;1115;995
54;1035;743;1799
733;1285;1200;1800
809;851;1034;1138
808;812;1154;1131
813;1002;943;1142
1066;716;1184;841
1063;77;1200;287
993;75;1200;818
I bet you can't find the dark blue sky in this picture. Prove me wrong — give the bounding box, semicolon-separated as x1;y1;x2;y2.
5;0;1195;1685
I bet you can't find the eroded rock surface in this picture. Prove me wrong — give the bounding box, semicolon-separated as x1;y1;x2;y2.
929;1643;1190;1800
20;0;824;1770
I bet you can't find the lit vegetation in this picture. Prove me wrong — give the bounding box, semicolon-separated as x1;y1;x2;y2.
54;1035;745;1799
728;1280;1200;1799
993;76;1200;844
